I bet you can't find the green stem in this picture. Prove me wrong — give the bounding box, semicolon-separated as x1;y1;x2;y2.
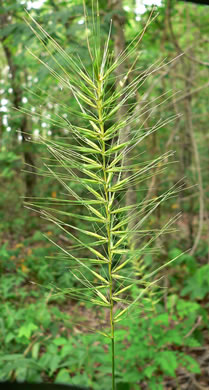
97;75;115;390
111;326;115;390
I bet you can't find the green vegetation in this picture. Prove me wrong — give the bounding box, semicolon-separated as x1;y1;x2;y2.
0;1;209;389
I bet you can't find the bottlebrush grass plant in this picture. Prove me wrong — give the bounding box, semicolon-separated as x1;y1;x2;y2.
22;4;182;390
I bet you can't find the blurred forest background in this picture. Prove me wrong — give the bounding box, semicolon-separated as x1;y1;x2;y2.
0;0;209;389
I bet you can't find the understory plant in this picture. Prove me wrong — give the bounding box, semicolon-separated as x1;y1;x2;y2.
22;4;182;389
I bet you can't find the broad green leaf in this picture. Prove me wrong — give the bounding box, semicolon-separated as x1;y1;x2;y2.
156;351;177;377
53;337;68;346
32;343;40;360
18;323;38;339
49;355;62;374
55;369;71;385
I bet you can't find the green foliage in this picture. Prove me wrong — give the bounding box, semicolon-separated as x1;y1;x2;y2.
0;243;204;388
0;289;202;389
168;248;197;272
182;264;209;300
115;294;202;388
0;151;21;178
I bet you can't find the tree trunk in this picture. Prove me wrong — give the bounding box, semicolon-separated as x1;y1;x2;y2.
0;15;36;197
108;0;138;246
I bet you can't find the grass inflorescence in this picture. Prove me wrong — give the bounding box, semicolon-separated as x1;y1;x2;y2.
23;5;182;389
